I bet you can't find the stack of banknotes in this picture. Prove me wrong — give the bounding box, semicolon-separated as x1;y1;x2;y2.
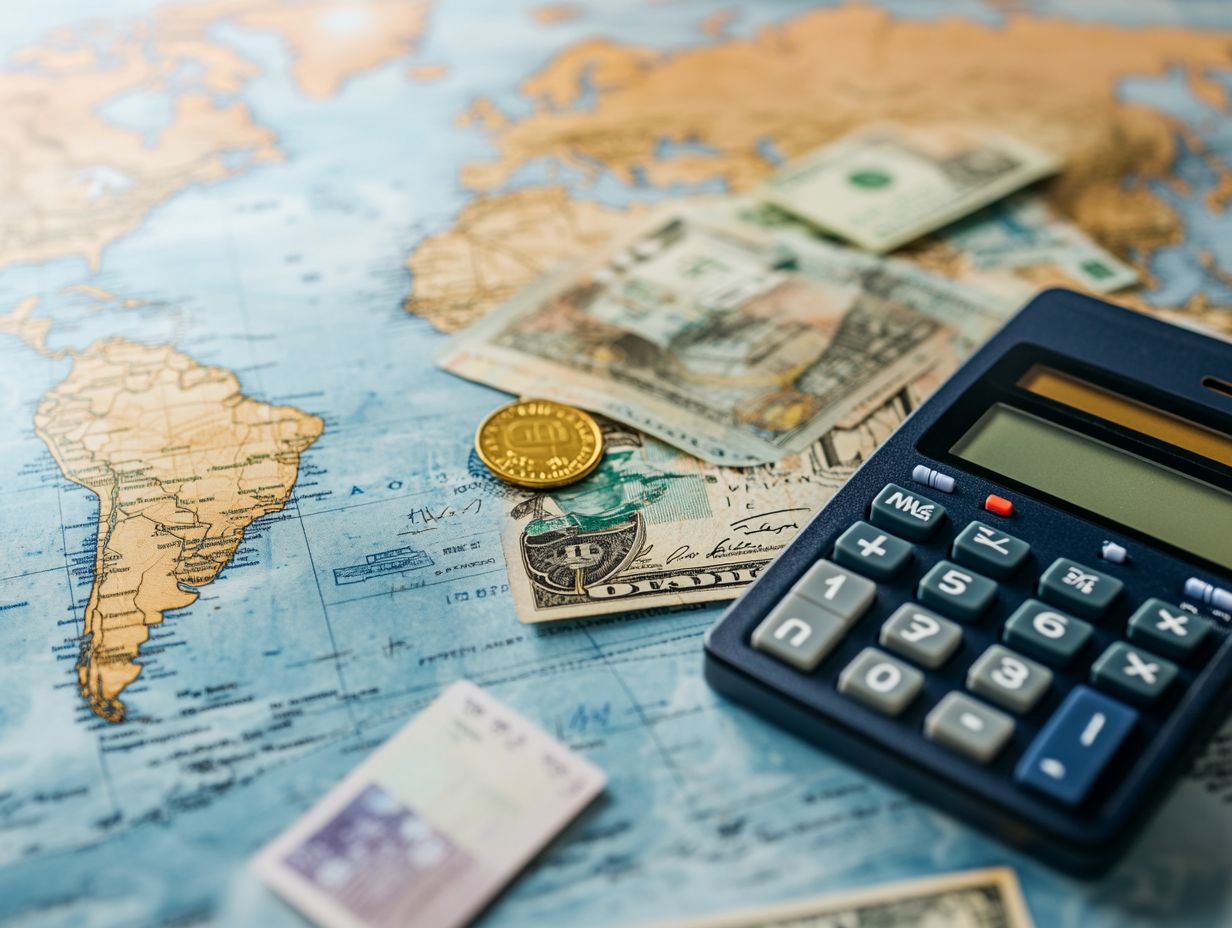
436;122;1140;625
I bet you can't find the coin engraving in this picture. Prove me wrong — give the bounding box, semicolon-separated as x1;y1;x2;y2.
475;400;604;489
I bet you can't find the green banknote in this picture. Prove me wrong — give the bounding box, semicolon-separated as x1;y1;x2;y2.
761;123;1061;253
931;193;1139;294
496;382;947;622
436;208;991;465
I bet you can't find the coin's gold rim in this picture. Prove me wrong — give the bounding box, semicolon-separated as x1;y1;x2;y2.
474;398;605;490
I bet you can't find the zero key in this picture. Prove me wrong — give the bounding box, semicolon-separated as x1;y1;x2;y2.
1015;686;1137;807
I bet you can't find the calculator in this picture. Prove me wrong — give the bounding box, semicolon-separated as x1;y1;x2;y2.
704;288;1232;875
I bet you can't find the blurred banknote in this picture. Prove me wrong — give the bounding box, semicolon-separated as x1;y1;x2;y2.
761;123;1061;252
436;209;996;466
926;193;1139;294
253;681;605;928
642;867;1034;928
499;375;950;622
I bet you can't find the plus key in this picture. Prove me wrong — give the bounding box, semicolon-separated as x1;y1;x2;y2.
833;521;912;581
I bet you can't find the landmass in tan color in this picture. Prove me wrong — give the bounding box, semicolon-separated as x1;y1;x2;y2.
409;63;449;82
532;4;580;25
33;339;323;722
401;5;1232;331
233;0;431;97
405;187;647;332
1;0;431;270
0;298;60;359
700;9;737;38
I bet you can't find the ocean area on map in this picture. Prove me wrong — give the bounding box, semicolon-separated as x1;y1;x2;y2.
2;1;1232;927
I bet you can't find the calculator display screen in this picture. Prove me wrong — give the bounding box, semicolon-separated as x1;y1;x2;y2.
952;403;1232;570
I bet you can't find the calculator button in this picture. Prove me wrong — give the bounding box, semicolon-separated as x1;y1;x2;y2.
951;521;1030;579
751;593;847;672
1090;642;1178;705
1038;558;1123;618
917;561;996;622
793;560;876;625
1003;600;1093;667
869;483;946;542
1186;577;1232;614
1015;686;1137;807
925;692;1015;764
1127;598;1211;661
833;522;912;580
911;464;955;493
966;644;1052;714
879;604;962;669
984;494;1014;518
837;647;924;717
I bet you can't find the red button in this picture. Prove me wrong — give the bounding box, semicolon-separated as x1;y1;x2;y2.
985;495;1013;517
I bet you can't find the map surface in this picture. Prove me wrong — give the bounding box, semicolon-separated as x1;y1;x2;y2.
2;2;1232;926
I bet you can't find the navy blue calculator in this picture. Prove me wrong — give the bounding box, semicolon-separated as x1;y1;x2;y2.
704;288;1232;875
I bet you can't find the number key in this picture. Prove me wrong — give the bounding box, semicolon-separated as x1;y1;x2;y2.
751;592;847;672
967;644;1052;714
837;647;924;716
917;561;996;622
879;604;962;669
793;560;876;626
1003;600;1093;667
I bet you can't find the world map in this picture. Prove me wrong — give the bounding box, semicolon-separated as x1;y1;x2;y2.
2;2;1232;926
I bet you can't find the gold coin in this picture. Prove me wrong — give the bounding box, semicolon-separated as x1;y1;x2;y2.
475;399;604;489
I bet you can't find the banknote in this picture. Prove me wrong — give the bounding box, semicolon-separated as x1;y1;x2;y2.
252;680;605;928
696;195;1022;348
642;867;1034;928
501;370;952;622
761;123;1061;253
436;209;969;465
926;193;1139;294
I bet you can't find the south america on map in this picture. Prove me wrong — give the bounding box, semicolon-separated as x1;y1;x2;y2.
3;3;1232;928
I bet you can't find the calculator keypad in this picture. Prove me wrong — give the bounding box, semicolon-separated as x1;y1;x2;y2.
837;647;924;716
743;478;1222;815
1039;557;1124;618
917;561;996;622
924;692;1015;764
967;644;1053;714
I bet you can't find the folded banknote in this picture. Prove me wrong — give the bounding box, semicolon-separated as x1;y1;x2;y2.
436;208;983;465
761;123;1061;253
252;681;605;928
642;867;1034;928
